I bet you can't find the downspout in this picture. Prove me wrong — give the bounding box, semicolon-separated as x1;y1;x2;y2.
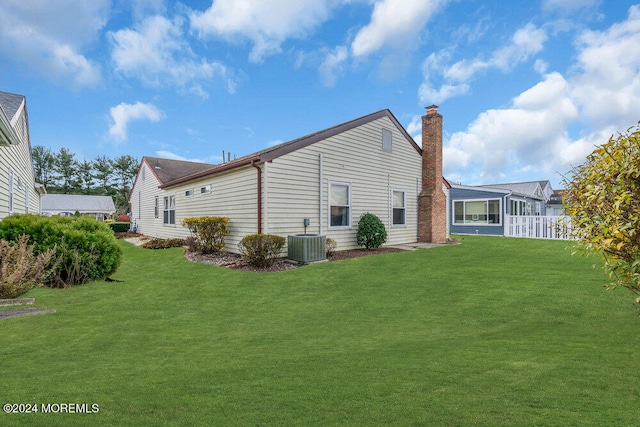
319;153;323;235
251;160;262;234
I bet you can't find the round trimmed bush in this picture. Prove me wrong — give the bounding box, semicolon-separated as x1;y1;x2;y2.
356;213;387;249
238;234;286;267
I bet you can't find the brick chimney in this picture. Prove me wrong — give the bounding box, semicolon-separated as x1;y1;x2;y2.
417;105;447;243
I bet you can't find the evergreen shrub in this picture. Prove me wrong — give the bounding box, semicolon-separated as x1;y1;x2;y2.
356;213;387;249
0;214;122;287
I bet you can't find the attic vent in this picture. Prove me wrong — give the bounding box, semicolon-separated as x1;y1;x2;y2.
382;128;392;151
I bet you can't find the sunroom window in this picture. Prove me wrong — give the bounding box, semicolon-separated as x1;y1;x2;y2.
454;199;501;225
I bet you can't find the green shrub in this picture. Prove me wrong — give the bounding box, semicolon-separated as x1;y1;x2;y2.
108;222;130;233
0;214;122;287
356;213;387;250
182;216;230;254
238;234;286;268
0;235;57;298
326;237;337;258
141;238;185;249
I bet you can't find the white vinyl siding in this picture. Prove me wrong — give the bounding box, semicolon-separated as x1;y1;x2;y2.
129;115;424;252
264;116;422;250
0;104;40;219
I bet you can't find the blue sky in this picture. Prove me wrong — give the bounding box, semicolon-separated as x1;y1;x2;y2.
1;0;639;188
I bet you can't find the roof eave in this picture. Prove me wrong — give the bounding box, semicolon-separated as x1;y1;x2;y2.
160;155;261;189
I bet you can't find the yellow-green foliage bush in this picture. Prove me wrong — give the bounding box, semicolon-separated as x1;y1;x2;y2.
238;234;286;268
141;238;185;249
326;237;337;258
182;216;230;254
0;235;56;298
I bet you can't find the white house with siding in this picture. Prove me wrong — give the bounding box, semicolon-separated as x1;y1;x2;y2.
0;91;45;220
41;194;116;220
130;108;449;254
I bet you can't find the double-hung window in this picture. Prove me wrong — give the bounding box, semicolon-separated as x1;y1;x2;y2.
392;190;406;225
329;182;351;228
454;199;501;225
163;195;175;225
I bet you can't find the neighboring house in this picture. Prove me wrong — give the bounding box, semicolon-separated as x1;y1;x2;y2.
130;108;449;254
449;184;511;236
0;91;45;220
449;180;557;236
41;194;116;220
480;181;552;216
546;190;565;216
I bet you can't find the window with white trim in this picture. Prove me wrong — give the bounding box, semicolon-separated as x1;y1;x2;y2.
454;199;501;225
392;190;406;225
185;188;194;197
511;199;526;216
329;182;351;228
200;185;211;195
154;196;159;218
163;195;175;225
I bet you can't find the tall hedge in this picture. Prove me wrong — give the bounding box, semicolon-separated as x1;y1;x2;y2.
0;214;122;287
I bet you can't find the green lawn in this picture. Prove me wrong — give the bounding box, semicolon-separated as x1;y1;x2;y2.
1;236;639;426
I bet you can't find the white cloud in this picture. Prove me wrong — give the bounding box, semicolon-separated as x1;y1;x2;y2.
443;72;582;183
351;0;447;58
109;15;237;95
0;0;107;87
570;5;640;130
420;23;548;104
443;7;640;186
190;0;336;63
109;102;165;141
542;0;599;14
319;46;349;87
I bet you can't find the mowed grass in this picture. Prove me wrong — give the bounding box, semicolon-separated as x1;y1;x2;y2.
1;236;640;426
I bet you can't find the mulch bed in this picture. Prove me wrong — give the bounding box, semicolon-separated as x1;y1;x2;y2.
118;233;408;273
184;247;407;272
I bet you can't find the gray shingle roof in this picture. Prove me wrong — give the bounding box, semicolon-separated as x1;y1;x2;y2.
142;156;218;184
41;194;116;213
0;91;25;122
480;181;544;199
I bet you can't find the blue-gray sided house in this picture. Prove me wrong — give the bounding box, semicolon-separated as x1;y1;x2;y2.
450;180;554;236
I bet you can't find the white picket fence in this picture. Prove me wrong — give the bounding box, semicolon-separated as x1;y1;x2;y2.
505;215;573;240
